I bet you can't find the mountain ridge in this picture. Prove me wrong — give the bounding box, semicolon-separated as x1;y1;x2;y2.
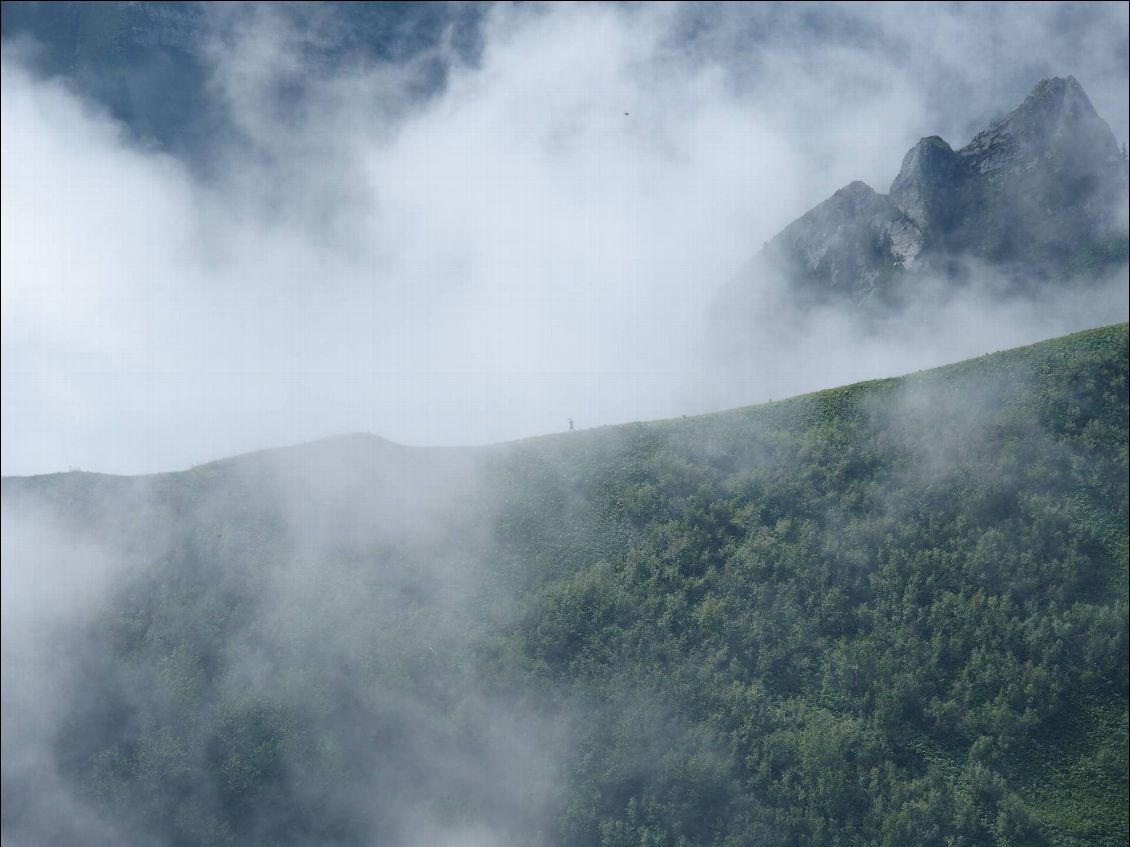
4;323;1124;483
757;76;1129;305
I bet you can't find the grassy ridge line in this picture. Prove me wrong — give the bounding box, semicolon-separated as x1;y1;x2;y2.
2;322;1125;485
494;321;1127;471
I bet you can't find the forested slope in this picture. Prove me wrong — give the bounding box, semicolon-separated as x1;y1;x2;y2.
3;324;1127;846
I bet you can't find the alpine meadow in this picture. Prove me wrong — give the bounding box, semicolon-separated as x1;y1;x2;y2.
2;4;1128;847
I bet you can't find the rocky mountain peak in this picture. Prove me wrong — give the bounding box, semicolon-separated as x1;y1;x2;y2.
827;180;881;208
742;75;1128;306
838;180;877;196
889;135;962;232
763;179;921;302
959;76;1121;177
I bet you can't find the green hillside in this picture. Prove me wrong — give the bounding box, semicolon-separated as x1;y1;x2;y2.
2;324;1127;846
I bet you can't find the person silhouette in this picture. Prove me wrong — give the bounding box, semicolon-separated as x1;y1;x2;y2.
568;418;575;431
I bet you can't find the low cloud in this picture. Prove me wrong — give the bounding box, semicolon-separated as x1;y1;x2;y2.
2;2;1127;476
700;255;1128;416
0;440;566;845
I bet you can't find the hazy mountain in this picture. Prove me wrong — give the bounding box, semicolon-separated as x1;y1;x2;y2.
749;77;1128;305
4;324;1127;846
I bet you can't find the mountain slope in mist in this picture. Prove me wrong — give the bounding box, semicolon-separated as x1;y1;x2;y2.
749;76;1129;305
3;324;1128;846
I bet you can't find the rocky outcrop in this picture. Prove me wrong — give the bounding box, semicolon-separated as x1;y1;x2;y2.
960;77;1122;180
765;182;922;303
757;77;1129;304
889;136;963;235
949;76;1128;266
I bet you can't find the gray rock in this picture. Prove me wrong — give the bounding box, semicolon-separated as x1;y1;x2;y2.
960;77;1121;179
752;76;1129;306
765;181;922;303
890;136;963;234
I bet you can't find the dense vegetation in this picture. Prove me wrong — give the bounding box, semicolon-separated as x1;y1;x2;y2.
3;324;1127;846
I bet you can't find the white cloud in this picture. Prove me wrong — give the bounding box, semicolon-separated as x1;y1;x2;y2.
1;2;1127;475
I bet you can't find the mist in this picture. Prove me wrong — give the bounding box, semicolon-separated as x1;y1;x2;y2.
2;2;1127;476
3;6;1128;843
1;435;577;846
700;255;1130;417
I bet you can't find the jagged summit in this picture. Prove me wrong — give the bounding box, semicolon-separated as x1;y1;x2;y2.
889;136;961;234
751;77;1129;305
766;179;921;299
960;76;1120;177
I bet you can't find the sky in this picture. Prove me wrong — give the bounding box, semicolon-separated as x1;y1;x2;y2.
2;1;1128;476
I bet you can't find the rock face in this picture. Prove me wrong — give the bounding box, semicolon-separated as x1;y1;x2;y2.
760;77;1129;305
960;77;1121;179
765;182;922;302
889;136;963;234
